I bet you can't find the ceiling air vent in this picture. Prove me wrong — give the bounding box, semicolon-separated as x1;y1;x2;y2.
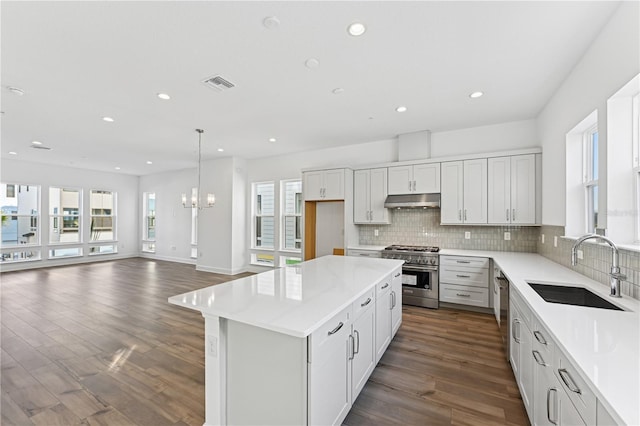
31;145;52;150
202;75;235;92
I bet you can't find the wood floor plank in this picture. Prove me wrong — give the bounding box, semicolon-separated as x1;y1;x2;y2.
1;258;527;425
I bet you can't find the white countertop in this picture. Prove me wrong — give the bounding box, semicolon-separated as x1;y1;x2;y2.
346;245;387;251
441;249;640;425
169;255;404;338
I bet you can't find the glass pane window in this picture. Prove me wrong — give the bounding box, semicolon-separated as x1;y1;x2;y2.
89;244;117;255
49;247;82;258
191;187;198;245
49;187;81;244
90;190;115;241
583;126;599;233
254;183;274;248
1;249;41;263
282;180;302;251
1;183;40;247
143;192;156;241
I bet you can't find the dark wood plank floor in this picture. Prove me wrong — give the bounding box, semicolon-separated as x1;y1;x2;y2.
1;258;527;425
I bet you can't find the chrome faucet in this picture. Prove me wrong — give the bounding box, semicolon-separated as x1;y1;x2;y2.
571;234;626;298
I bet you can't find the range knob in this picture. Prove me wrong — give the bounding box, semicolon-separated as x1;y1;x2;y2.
429;258;437;265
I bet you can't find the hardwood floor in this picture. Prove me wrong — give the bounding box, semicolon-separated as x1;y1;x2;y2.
1;258;528;425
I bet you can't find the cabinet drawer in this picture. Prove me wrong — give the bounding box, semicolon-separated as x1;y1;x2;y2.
310;305;351;355
532;319;554;362
440;266;489;288
376;275;392;295
510;289;533;329
352;288;375;320
347;249;381;258
554;350;596;426
440;255;489;269
440;283;489;307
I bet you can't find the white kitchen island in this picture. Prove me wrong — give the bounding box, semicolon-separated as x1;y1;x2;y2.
169;255;404;426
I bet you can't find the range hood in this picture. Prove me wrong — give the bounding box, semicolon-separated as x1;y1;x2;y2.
384;193;440;209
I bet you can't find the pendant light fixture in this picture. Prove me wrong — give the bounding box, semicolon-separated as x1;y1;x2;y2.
182;129;215;209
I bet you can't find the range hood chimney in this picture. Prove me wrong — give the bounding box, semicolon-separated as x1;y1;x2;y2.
398;130;431;161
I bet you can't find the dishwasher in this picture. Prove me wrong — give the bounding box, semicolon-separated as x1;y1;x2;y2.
494;267;510;359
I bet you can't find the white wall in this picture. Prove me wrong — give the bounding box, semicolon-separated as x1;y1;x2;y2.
1;158;139;270
430;119;538;158
138;168;196;263
537;2;640;226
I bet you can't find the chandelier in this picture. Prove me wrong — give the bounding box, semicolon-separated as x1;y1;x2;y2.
182;129;215;209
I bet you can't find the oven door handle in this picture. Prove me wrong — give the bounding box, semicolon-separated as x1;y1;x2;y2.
402;265;438;272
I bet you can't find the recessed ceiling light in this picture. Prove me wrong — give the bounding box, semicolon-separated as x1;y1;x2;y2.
115;166;121;170
469;91;484;98
8;86;25;96
395;106;408;113
146;160;153;165
217;148;224;152
157;93;171;100
103;116;114;122
268;138;277;143
305;58;320;69
332;88;345;95
31;140;42;145
263;16;280;29
348;22;366;36
8;151;17;155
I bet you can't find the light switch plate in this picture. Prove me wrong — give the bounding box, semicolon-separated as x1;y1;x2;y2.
504;232;511;241
554;236;558;247
464;231;471;239
208;335;218;357
577;249;584;260
541;234;545;244
374;229;379;237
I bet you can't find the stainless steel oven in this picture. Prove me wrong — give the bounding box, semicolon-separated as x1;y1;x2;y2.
381;245;439;309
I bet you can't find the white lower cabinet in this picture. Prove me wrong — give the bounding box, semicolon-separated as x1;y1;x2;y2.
391;268;402;336
510;291;534;422
351;290;376;400
440;256;490;307
375;278;392;363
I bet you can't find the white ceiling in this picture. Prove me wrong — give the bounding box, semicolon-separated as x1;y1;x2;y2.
1;1;621;175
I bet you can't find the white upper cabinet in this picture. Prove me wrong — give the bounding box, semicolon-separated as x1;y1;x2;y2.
488;154;537;225
354;168;389;224
388;163;440;195
441;159;487;224
304;169;345;201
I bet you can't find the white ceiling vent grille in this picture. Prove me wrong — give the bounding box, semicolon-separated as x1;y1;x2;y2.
202;75;236;92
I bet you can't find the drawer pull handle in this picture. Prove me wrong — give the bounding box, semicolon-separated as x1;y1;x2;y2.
456;260;471;264
534;330;548;345
558;368;582;395
381;283;390;290
455;293;471;297
328;322;344;336
359;253;370;256
394;272;401;278
547;388;558;425
353;330;360;355
360;297;372;307
532;350;547;366
391;291;396;309
348;334;355;360
456;274;471;278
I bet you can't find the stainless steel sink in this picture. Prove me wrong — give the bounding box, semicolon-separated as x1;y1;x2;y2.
527;282;624;311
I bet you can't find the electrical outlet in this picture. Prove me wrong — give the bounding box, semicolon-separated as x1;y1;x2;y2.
541;234;545;244
464;231;471;239
374;229;379;237
170;245;177;251
504;232;511;241
554;236;558;247
207;335;218;357
577;249;584;260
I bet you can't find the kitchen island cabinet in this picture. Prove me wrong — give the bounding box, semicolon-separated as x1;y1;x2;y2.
169;255;403;426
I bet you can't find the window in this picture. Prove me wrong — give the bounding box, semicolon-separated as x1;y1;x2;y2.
634;93;640;241
191;187;198;258
142;192;156;252
89;244;117;255
90;190;115;241
281;180;302;251
583;125;599;233
253;183;274;248
49;247;83;258
49;187;81;244
1;183;39;247
1;249;41;263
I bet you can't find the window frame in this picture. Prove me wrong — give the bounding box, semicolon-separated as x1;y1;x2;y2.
1;183;41;248
280;179;302;253
583;124;599;234
633;93;640;242
252;182;275;250
142;192;156;253
49;186;83;246
89;190;117;243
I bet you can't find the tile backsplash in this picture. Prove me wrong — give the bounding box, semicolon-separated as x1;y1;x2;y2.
537;225;640;300
358;209;538;252
358;210;640;300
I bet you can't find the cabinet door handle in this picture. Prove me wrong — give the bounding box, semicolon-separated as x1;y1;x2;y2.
547;388;558;425
506;209;510;221
412;180;416;191
456;274;471;278
360;297;372;307
456;260;471;264
409;181;412;191
533;330;548;345
359;253;370;256
353;330;360;355
348;334;355;360
512;209;516;221
391;291;397;309
512;319;521;343
458;210;462;221
464;209;467;221
394;272;401;278
558;368;582;395
456;293;471;297
381;283;390;290
328;322;344;336
532;350;547;366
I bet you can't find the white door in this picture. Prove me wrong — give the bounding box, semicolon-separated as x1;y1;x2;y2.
487;156;511;224
353;170;370;224
323;169;345;200
369;168;389;224
387;165;413;195
463;159;487;224
351;307;376;401
304;171;324;201
440;161;463;224
413;163;441;193
511;155;536;224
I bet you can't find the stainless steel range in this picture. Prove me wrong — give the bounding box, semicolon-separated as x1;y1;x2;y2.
381;245;439;309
